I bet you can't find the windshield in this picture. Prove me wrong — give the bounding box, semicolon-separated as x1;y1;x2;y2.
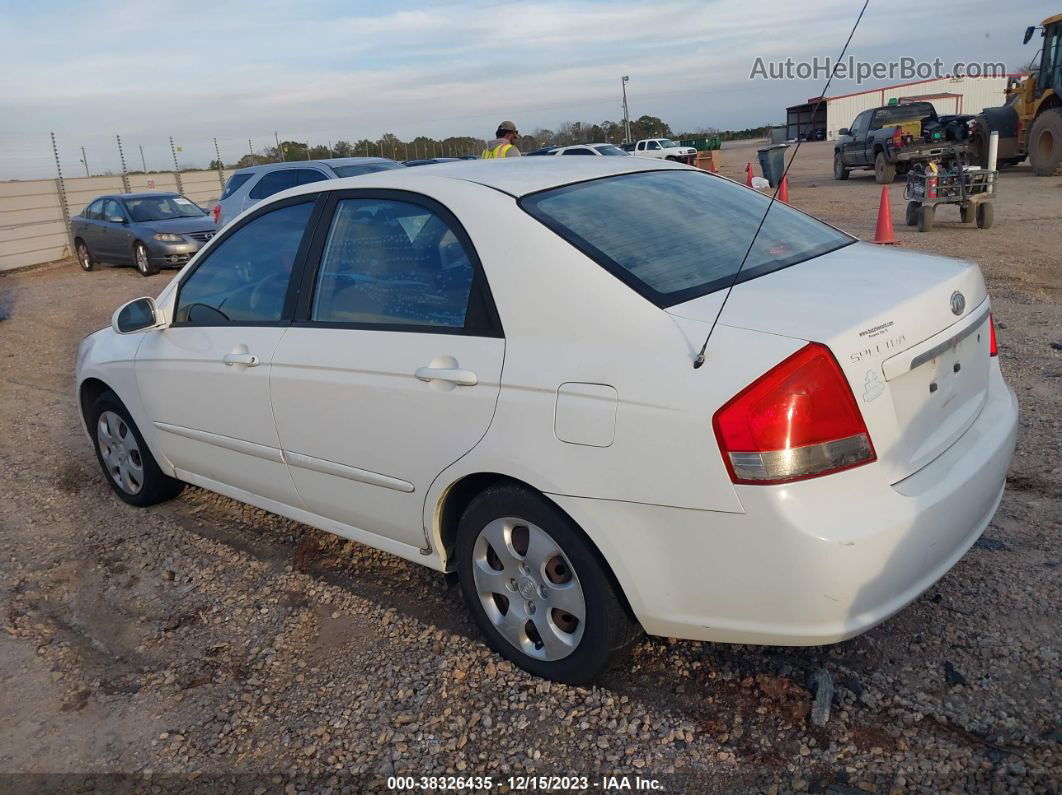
593;144;629;156
521;170;854;307
332;161;404;178
125;195;205;222
660;139;679;148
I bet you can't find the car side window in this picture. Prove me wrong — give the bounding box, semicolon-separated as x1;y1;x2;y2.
293;169;329;186
850;111;870;134
220;172;254;200
248;170;296;200
175;202;314;324
562;148;594;155
310;198;476;329
85;199;104;220
647;141;660;150
103;199;125;222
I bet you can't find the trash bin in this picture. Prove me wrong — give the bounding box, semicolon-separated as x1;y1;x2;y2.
757;143;790;188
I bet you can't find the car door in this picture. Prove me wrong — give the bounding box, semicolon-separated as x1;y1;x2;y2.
77;200;106;253
134;196;320;505
97;198;131;261
268;190;505;549
841;111;870;166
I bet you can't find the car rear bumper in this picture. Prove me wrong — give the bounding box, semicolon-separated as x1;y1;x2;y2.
548;363;1018;646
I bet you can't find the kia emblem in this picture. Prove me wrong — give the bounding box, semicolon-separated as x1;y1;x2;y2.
950;291;965;316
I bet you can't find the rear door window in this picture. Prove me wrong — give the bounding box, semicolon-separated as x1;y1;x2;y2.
248;170;296;200
562;148;594;156
84;199;105;220
293;169;329;186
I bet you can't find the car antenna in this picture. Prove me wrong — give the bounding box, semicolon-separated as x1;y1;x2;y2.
692;0;871;369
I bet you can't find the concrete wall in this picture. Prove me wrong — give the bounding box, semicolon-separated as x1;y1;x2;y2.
0;169;228;272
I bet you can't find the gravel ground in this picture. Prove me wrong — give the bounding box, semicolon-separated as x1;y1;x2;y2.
0;141;1059;793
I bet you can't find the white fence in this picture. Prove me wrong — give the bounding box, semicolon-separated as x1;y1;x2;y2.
0;169;228;272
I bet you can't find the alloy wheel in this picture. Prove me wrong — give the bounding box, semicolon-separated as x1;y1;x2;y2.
135;244;149;273
471;517;585;661
96;410;144;495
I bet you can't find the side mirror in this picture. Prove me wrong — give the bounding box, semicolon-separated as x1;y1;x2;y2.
112;297;160;335
1023;26;1036;45
838;127;850;136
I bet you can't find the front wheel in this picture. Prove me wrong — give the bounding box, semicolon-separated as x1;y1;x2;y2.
874;152;896;184
89;391;184;507
134;242;159;276
456;485;638;684
976;201;994;229
833;152;849;180
1028;107;1062;177
918;203;935;232
905;201;921;226
75;238;96;272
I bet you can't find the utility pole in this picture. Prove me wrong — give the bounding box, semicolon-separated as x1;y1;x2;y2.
80;146;89;177
116;134;131;192
621;75;632;144
169;136;184;194
275;131;285;161
138;144;147;173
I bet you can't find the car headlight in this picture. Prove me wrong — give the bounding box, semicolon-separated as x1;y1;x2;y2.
153;232;183;242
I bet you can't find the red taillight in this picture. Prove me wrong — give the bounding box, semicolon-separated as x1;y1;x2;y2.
212;204;220;223
989;314;998;357
892;127;902;148
713;343;876;485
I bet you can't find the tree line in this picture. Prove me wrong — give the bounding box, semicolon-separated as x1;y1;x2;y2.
211;116;775;169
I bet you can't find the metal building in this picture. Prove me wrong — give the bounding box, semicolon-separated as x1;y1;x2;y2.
785;76;1015;141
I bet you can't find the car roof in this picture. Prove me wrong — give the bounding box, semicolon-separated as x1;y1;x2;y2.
275;156;688;200
232;157;397;176
93;192;182;201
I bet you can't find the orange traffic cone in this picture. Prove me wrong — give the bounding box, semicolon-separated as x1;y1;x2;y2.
708;154;718;174
872;186;897;244
745;162;754;187
778;175;790;204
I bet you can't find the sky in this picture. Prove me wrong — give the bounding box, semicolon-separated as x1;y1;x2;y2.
0;0;1050;179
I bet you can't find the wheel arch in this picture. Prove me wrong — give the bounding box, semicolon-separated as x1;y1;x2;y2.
79;376;112;427
433;472;638;622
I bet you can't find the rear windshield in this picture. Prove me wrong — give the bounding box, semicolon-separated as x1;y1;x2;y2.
221;173;254;200
593;144;629;156
332;161;405;178
521;170;853;306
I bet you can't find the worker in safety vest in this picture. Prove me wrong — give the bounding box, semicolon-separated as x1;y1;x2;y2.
482;121;522;158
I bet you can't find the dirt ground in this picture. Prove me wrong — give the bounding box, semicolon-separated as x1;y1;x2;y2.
0;141;1059;794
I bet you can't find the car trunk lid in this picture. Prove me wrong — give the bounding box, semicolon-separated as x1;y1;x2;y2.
668;241;991;483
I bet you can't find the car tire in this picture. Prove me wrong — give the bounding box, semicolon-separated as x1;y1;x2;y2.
75;238;96;272
833;152;849;180
905;201;920;226
976;201;994;229
89;390;184;507
665;156;678;162
1028;107;1062;177
134;241;159;277
874;152;896;184
918;204;935;232
455;484;639;684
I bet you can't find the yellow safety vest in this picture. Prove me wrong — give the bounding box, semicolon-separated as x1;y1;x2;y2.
482;143;513;159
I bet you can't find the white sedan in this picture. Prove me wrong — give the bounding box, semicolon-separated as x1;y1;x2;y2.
76;158;1018;683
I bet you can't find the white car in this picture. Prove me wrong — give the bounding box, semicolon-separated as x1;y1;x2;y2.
528;143;631;157
76;158;1018;684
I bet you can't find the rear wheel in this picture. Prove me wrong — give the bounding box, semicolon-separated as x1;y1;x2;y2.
75;238;96;272
905;201;921;226
134;241;159;277
833;152;849;180
874;152;896;184
89;391;183;506
960;205;972;224
976;201;994;229
1028;108;1062;177
918;204;935;232
456;484;638;684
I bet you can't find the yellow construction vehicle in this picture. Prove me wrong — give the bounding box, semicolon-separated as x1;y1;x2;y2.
971;12;1062;175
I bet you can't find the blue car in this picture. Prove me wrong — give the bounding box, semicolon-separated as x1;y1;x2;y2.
72;192;217;277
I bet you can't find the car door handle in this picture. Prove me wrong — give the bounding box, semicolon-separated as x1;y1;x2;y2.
414;366;478;386
223;352;260;367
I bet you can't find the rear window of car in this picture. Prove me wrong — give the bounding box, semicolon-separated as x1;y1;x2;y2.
248;170;296;200
221;173;254;200
331;161;404;178
521;170;853;307
593;145;629;156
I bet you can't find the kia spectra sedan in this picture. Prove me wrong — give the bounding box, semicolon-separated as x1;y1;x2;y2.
75;158;1018;683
